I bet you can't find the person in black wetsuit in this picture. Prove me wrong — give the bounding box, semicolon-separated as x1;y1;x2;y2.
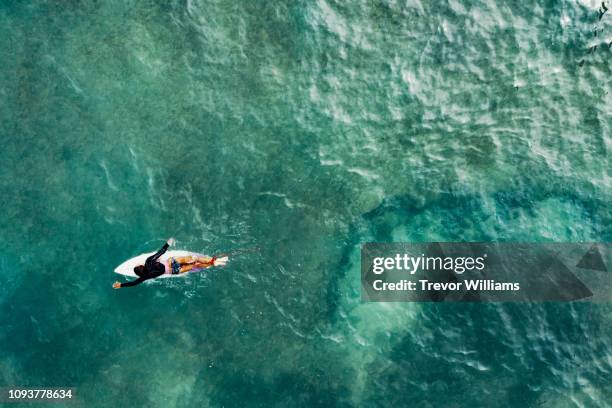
113;238;175;289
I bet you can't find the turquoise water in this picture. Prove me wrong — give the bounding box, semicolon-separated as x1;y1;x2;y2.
0;0;610;406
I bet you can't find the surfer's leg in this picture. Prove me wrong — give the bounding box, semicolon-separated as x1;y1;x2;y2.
179;264;197;273
192;257;215;269
176;256;197;265
179;259;214;273
196;256;213;265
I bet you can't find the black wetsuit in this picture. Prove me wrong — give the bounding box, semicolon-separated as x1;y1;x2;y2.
121;243;169;287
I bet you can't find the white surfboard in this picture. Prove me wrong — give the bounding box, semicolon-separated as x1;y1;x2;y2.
114;250;228;278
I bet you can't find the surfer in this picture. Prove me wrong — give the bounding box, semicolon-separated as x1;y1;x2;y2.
112;238;216;288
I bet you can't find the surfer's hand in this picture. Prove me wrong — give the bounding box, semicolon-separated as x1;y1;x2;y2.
112;282;121;289
168;237;176;246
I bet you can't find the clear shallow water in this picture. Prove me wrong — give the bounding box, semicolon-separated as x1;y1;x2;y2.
0;0;610;407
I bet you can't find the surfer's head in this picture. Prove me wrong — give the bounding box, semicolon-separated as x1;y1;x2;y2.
133;265;145;276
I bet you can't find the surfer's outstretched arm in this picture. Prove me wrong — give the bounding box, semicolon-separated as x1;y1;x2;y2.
146;243;168;264
113;277;146;288
146;238;175;264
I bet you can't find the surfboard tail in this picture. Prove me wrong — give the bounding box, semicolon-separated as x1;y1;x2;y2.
214;256;228;267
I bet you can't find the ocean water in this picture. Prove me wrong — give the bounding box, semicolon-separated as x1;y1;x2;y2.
0;0;610;407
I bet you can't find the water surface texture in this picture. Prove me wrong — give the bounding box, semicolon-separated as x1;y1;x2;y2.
0;0;610;407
